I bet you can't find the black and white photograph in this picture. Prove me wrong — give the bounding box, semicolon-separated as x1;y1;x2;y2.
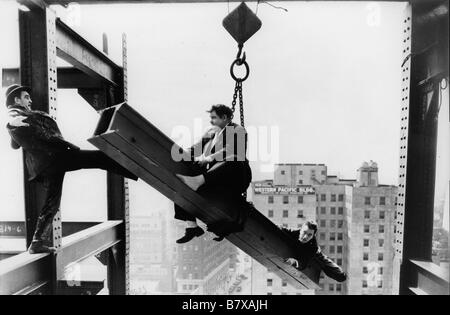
0;0;448;300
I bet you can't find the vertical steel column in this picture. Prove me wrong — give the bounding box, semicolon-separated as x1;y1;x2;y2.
18;4;61;294
104;34;129;295
398;1;449;295
19;6;62;251
393;4;412;295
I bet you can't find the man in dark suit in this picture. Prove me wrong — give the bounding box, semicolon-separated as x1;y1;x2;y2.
175;104;252;244
282;220;347;283
5;84;138;254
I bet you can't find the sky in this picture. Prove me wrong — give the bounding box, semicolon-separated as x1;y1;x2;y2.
0;1;447;229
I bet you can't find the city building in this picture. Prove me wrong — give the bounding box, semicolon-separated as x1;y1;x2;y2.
250;161;398;295
130;211;176;294
175;222;238;295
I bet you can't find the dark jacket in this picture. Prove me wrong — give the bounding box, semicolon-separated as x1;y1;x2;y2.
281;227;347;283
6;105;80;181
190;122;248;167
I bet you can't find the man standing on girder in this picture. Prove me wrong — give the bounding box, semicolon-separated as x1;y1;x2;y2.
5;84;138;254
282;220;347;283
175;104;252;244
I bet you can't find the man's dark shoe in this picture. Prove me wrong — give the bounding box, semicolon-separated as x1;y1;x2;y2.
28;241;57;254
176;227;205;244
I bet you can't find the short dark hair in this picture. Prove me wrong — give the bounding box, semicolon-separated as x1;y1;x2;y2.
304;220;318;235
207;104;234;120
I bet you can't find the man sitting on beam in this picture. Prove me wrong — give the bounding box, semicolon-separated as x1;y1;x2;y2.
175;104;252;244
5;84;138;254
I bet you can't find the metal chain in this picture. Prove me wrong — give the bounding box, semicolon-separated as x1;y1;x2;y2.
238;82;245;128
231;81;239;116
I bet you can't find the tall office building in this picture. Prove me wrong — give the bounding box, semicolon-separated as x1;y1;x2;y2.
130;210;176;294
250;161;398;295
175;222;237;295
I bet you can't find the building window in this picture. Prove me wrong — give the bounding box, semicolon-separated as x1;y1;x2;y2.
337;259;342;266
338;220;343;229
337;233;343;241
337;246;343;254
299;170;303;175
321;170;326;175
331;194;337;202
330;220;336;228
268;210;274;218
365;197;371;205
364;225;370;233
364;210;370;219
299;180;303;185
298;196;303;204
282;280;287;287
320;233;326;241
379;225;385;233
329;284;334;291
364;239;369;247
378;239;384;247
363;266;368;274
338;207;344;215
336;284;342;292
267;279;273;286
329;246;335;254
379;211;385;220
320;220;326;228
283;210;289;218
281;170;285;175
378;253;384;261
297;210;304;218
321;194;326;201
380;197;386;205
330;207;336;215
379;267;384;275
377;281;383;288
330;232;336;241
283;196;289;204
338;194;344;202
268;196;274;204
320;207;326;214
362;280;368;288
363;253;369;261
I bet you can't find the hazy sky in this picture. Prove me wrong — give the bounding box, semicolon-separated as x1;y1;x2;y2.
0;1;447;228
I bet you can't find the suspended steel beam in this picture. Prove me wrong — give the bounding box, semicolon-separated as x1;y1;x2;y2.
2;68;105;89
89;103;322;290
55;19;122;87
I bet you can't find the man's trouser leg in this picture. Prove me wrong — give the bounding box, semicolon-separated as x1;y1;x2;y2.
203;161;252;194
32;173;65;243
173;161;252;223
59;150;137;180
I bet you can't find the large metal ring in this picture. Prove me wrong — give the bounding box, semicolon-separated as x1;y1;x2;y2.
230;59;250;83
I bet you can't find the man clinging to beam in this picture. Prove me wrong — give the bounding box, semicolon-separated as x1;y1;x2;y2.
282;220;347;283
